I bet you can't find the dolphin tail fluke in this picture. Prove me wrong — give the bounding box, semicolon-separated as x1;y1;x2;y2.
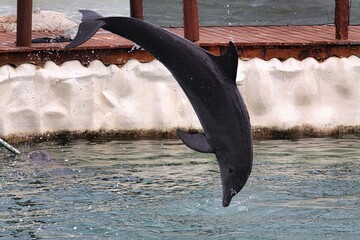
65;10;105;49
79;10;103;22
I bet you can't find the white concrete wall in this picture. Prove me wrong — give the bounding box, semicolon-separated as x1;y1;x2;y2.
0;57;359;137
240;57;360;129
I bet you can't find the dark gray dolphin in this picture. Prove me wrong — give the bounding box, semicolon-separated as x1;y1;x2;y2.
66;10;253;207
28;151;53;164
27;151;71;176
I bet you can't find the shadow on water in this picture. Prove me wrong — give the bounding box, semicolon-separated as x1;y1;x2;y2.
1;138;359;239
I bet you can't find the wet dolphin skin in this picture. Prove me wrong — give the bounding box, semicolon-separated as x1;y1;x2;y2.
66;10;253;207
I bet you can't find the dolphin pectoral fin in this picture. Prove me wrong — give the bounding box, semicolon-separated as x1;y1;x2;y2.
65;10;105;49
209;41;238;84
176;129;214;153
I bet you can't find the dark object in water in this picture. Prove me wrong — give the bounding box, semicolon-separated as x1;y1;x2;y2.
28;151;53;164
32;36;72;43
66;10;253;207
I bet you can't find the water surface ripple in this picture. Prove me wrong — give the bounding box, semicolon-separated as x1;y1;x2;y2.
0;138;359;239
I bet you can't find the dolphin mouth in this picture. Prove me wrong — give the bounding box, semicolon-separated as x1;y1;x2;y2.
222;196;232;207
222;188;237;207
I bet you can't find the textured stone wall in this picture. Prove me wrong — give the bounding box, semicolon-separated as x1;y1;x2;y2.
240;57;360;129
0;10;76;32
0;57;359;139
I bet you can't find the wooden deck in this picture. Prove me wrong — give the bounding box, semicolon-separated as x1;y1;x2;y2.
2;25;360;66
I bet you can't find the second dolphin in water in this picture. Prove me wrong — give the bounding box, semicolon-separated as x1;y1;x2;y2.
66;10;253;207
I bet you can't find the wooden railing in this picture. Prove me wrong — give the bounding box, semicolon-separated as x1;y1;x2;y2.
130;0;143;20
130;0;199;41
16;0;32;47
335;0;350;40
16;0;351;47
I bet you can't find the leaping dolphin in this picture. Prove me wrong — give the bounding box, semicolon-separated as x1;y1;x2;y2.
66;10;253;207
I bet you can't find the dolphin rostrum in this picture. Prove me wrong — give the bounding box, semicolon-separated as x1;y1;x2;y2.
66;10;253;207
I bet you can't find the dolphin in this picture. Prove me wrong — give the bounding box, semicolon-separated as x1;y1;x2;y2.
66;10;253;207
28;150;53;164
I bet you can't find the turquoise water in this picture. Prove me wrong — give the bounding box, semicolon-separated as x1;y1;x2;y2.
1;138;359;239
2;0;360;26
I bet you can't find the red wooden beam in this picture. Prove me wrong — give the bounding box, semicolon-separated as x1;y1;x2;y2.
183;0;199;41
130;0;143;20
335;0;350;40
16;0;33;47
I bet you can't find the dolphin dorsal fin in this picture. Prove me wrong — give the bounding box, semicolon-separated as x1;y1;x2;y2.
177;129;214;153
210;41;239;84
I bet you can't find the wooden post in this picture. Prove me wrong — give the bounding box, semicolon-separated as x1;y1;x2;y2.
130;0;144;19
183;0;199;41
335;0;350;40
16;0;33;47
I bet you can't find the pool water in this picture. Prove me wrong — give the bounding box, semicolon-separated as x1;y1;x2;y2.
1;138;359;239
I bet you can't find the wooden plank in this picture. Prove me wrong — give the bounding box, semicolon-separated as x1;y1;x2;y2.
2;25;360;66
